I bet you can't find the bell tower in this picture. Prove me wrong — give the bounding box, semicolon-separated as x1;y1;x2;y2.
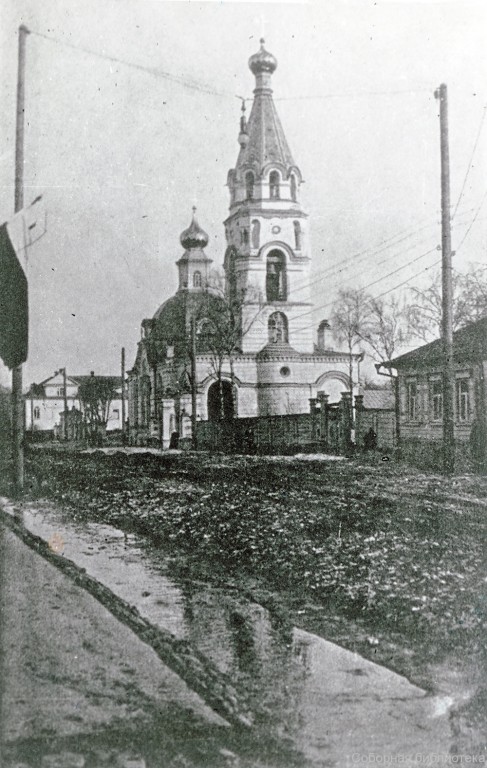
224;39;313;354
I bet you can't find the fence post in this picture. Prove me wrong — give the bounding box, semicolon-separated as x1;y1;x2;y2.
309;397;318;442
354;394;364;450
340;392;353;454
317;391;329;452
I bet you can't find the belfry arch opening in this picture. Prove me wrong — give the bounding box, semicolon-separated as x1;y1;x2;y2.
268;311;288;343
269;171;280;200
266;249;287;301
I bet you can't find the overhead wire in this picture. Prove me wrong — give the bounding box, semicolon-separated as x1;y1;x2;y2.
289;209;478;299
291;244;440;325
30;30;240;100
452;103;487;220
454;187;487;254
296;258;442;336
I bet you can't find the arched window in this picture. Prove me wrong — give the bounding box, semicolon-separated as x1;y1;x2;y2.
269;171;280;200
293;221;302;250
290;174;297;202
245;171;254;200
251;220;260;249
193;271;202;288
240;228;249;245
266;249;286;301
268;312;288;344
33;406;40;420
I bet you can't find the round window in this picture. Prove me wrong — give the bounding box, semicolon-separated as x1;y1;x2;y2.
280;366;290;377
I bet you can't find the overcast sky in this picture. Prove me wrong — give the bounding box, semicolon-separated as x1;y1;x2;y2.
1;0;486;388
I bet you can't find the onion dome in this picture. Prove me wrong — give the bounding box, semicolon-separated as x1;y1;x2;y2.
248;38;277;76
180;207;209;250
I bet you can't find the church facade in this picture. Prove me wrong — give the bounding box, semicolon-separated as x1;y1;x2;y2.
128;40;361;448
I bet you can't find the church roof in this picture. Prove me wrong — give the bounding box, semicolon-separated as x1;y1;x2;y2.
235;41;296;176
149;291;225;362
179;208;210;251
256;340;301;360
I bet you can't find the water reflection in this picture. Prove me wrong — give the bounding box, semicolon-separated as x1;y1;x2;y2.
19;506;317;748
19;505;449;765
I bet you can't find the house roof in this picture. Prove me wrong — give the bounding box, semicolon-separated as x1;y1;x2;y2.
70;375;122;388
390;317;487;370
362;389;395;410
25;374;123;398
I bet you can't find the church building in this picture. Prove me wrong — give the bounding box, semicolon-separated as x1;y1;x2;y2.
128;40;361;447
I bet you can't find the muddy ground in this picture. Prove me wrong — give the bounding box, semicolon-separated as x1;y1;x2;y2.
4;447;487;755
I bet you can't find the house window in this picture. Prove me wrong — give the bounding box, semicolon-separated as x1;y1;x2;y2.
269;171;280;200
193;271;202;288
245;171;254;200
268;312;288;343
56;387;65;396
430;379;443;421
456;379;470;422
406;381;418;421
112;409;119;420
33;406;40;420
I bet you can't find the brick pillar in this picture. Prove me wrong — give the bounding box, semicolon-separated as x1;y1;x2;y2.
309;397;318;441
340;391;353;453
354;394;364;450
317;391;329;451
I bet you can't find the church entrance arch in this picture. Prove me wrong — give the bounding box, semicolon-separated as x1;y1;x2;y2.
207;380;234;421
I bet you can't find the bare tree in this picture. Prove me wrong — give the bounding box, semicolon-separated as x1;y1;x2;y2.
196;272;263;419
358;294;410;366
406;266;487;342
77;374;119;444
331;288;368;389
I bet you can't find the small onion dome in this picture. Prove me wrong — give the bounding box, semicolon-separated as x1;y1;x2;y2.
248;38;277;76
180;207;209;250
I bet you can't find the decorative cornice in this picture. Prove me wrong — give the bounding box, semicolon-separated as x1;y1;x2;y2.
224;208;308;224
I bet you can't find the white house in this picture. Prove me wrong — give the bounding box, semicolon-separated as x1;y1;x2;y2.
25;371;126;437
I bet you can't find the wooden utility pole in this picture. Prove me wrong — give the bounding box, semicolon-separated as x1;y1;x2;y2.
190;317;198;450
121;347;126;443
60;367;69;440
12;25;30;495
435;83;455;475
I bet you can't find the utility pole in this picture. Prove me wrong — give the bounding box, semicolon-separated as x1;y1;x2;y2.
60;367;68;440
435;83;455;475
121;347;126;443
190;316;198;450
12;25;30;495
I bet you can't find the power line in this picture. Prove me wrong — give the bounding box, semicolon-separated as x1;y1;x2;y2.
290;205;485;300
452;103;487;220
31;30;240;100
454;187;487;254
275;88;431;101
297;257;442;335
291;223;439;297
292;245;439;324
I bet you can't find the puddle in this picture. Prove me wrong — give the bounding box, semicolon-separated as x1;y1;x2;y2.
15;503;451;765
